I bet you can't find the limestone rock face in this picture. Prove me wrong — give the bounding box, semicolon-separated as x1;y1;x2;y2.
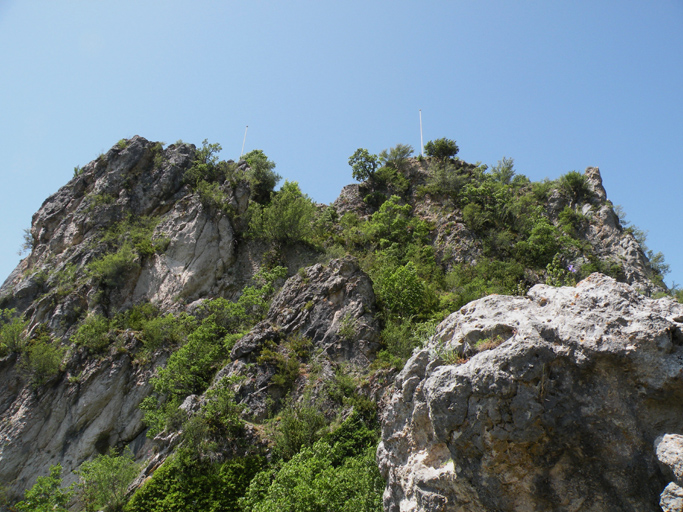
0;337;157;494
223;257;381;420
0;136;246;333
379;274;683;512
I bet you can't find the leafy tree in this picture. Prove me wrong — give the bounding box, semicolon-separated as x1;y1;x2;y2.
490;157;515;184
76;449;139;512
375;261;425;318
348;148;379;182
379;143;413;171
243;149;281;203
184;139;223;186
248;181;317;245
14;464;74;512
424;138;459;160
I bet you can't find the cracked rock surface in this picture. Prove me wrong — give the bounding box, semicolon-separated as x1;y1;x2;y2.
379;274;683;512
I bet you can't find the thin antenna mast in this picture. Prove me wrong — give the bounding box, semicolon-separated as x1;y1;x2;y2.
419;110;424;157
240;125;248;158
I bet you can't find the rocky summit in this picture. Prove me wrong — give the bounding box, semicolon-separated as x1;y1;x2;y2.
0;136;677;511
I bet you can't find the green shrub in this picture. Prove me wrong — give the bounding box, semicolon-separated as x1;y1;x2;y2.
14;464;74;512
376;318;437;367
421;160;465;197
273;400;327;461
515;218;561;267
558;206;587;237
76;448;139;512
424;138;459;160
197;180;229;212
374;261;426;318
558;171;592;203
87;243;139;288
243;149;281;203
248;181;317;245
489;157;515;184
184;139;224;187
257;342;301;390
71;314;111;354
0;308;28;355
20;337;64;387
179;376;246;460
379;143;413;172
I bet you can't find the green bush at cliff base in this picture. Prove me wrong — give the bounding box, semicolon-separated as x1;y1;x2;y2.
124;455;263;512
14;464;74;512
239;411;383;512
76;448;139;512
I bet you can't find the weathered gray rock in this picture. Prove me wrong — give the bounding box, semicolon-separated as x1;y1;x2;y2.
661;482;683;512
0;338;158;497
222;257;380;420
657;434;683;485
379;274;683;512
0;136;249;332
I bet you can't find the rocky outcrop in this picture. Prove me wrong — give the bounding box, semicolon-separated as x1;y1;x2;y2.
378;274;683;511
0;136;251;334
0;336;158;496
221;257;381;420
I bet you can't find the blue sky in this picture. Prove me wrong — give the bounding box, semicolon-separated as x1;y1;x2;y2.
1;1;681;287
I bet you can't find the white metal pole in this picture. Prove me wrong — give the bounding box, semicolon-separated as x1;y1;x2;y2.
240;126;248;158
419;110;424;157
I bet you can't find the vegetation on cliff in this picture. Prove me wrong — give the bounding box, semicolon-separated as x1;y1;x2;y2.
1;135;676;512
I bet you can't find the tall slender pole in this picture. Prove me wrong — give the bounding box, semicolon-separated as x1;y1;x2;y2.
419;110;424;157
240;125;248;158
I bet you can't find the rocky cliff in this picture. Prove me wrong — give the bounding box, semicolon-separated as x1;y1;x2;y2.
0;136;672;510
379;274;683;511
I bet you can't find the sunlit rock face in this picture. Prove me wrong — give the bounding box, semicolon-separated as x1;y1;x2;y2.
379;274;683;512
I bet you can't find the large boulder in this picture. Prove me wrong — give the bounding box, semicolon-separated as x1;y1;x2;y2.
379;274;683;511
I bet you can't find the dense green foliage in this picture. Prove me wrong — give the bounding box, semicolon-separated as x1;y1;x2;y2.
75;449;139;512
14;465;74;512
240;411;383;512
248;181;317;245
242;149;282;203
424;137;459;160
125;455;263;512
348;148;379;182
0;308;28;355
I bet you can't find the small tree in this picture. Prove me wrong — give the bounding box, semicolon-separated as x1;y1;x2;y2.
348;148;379;182
379;143;413;171
424;138;459;160
76;448;139;512
248;181;316;245
243;149;281;203
15;464;74;512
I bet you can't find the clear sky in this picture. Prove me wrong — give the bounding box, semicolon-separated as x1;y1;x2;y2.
1;1;681;287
